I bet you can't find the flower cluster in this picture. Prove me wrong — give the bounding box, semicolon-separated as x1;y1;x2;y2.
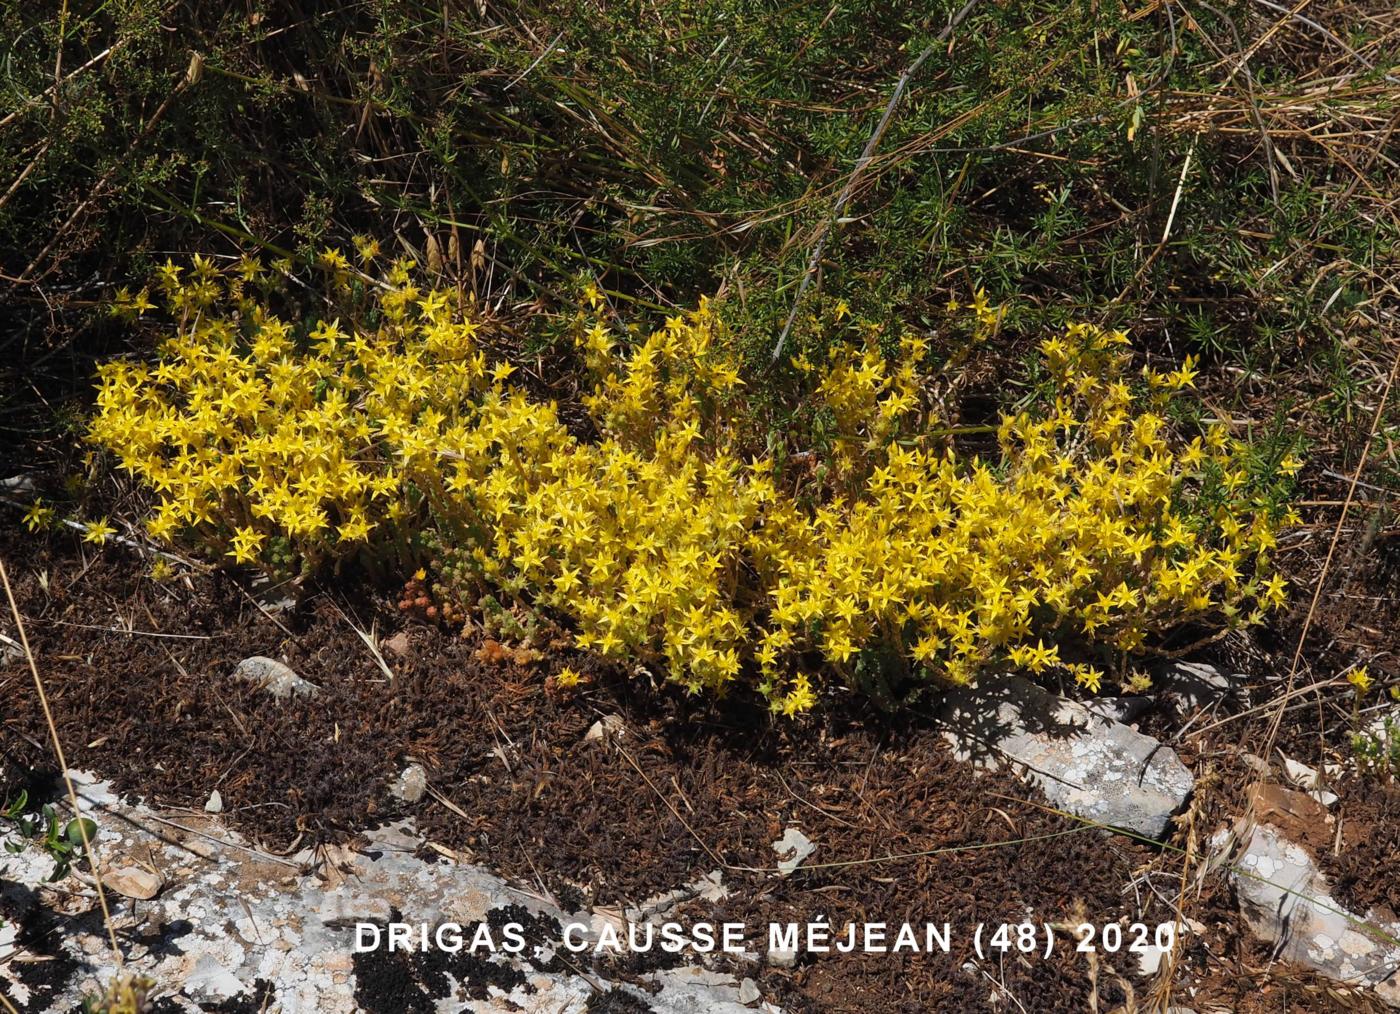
752;322;1297;709
89;256;1298;713
467;302;777;693
91;254;489;575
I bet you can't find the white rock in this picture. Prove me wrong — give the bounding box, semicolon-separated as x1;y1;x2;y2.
693;868;729;903
1137;924;1187;976
766;942;798;968
937;674;1194;839
1283;756;1321;788
1232;788;1400;1008
6;779;779;1014
232;656;320;699
391;763;427;804
1280;757;1340;806
182;953;246;999
204;790;223;814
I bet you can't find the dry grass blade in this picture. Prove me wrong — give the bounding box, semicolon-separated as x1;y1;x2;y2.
327;598;395;681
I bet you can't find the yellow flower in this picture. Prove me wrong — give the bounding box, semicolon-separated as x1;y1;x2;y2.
227;527;266;564
319;247;351;273
83;518;116;545
1347;666;1373;694
22;499;55;532
353;235;381;265
1072;665;1104;693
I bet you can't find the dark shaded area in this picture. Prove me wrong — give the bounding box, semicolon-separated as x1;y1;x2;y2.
0;881;105;1010
193;979;280;1014
586;989;655;1013
5;0;1395;489
351;908;533;1013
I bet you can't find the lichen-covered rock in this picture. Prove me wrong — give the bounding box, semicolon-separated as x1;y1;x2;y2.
1231;784;1400;1008
391;763;427;804
0;772;776;1014
937;674;1193;839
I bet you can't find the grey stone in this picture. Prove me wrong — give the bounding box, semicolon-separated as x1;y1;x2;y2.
937;674;1193;839
232;656;320;699
391;763;427;804
644;967;752;1011
204;790;223;814
1151;661;1247;715
693;868;729;903
363;819;422;853
738;977;761;1004
1239;751;1271;775
1232;788;1400;1008
584;713;627;743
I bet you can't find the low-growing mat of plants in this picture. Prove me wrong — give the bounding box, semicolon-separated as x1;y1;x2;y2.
2;0;1399;1010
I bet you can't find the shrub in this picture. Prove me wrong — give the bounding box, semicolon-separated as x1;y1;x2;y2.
89;256;1298;712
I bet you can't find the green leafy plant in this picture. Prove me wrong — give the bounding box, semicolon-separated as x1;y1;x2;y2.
2;790;99;882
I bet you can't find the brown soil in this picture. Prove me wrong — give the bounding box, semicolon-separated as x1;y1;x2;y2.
0;524;1386;1012
1319;778;1400;918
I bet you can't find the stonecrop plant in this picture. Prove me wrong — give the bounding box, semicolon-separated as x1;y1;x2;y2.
89;254;1299;714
